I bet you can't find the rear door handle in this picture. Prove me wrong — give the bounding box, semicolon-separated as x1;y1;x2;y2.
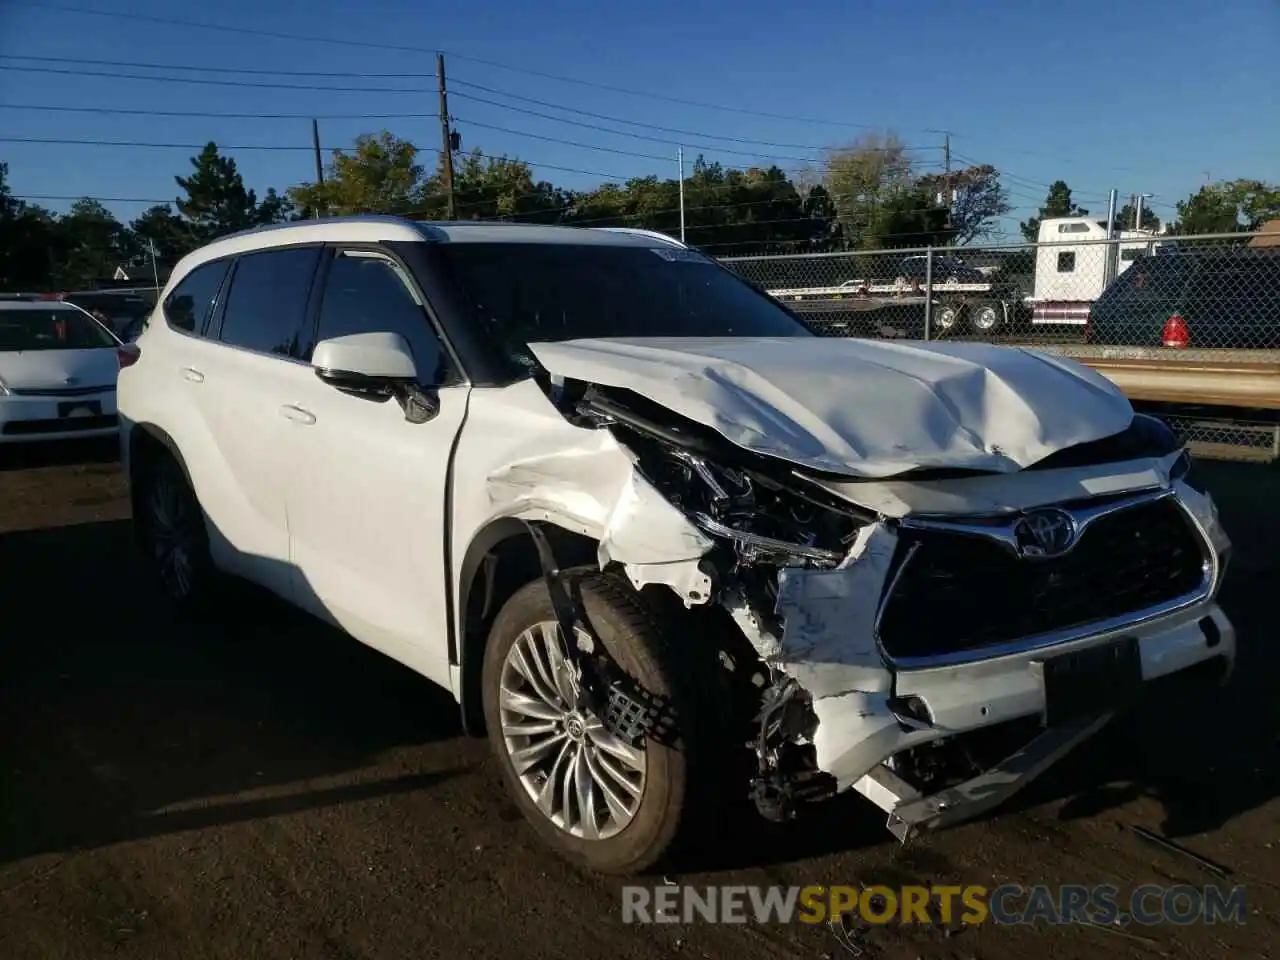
278;404;316;425
179;366;205;383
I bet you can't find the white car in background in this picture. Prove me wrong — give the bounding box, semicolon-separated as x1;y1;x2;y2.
0;299;123;442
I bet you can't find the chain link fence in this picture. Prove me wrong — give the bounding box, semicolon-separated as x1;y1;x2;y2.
720;232;1280;462
720;231;1280;351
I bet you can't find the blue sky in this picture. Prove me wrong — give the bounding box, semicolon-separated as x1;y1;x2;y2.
1;0;1277;240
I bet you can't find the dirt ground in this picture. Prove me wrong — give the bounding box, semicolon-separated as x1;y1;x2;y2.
0;439;1276;960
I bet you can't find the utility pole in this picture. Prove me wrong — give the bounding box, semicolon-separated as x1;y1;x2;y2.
311;119;325;219
1103;188;1118;286
437;53;456;220
943;133;950;174
677;146;686;243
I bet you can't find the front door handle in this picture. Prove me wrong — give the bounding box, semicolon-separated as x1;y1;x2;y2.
179;366;205;383
278;404;316;425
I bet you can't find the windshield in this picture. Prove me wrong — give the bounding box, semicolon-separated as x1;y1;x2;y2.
437;242;812;370
0;308;118;351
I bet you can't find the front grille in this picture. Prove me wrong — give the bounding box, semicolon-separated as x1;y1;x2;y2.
2;414;118;435
878;497;1207;661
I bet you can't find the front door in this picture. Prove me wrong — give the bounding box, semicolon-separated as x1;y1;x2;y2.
281;247;469;689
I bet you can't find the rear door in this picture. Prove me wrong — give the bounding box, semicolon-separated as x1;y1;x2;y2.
194;244;325;598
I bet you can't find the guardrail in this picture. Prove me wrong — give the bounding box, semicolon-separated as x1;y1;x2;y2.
1016;344;1280;410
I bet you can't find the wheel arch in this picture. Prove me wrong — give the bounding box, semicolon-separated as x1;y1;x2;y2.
455;518;601;736
127;423;197;531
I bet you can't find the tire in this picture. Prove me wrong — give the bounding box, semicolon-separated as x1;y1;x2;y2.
934;303;963;335
480;567;717;875
970;302;1002;334
133;451;217;611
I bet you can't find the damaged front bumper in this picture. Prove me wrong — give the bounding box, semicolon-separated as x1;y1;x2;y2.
745;480;1234;840
850;603;1234;841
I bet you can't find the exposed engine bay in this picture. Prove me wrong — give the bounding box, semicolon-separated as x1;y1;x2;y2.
488;357;1235;840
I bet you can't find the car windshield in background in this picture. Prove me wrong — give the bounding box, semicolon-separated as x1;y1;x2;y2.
0;308;118;351
437;242;812;368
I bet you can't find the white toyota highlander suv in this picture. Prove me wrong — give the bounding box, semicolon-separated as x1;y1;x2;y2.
117;217;1235;874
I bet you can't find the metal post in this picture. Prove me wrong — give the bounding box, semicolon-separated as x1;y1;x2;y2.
148;238;160;297
310;119;324;219
923;246;933;340
437;53;456;220
1103;189;1118;286
678;146;686;244
1134;194;1146;234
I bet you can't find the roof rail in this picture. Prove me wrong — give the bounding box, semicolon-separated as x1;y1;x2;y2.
592;227;687;248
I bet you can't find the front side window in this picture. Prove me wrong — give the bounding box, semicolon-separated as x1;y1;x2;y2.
164;259;231;334
1057;252;1076;272
313;251;450;384
437;242;812;373
0;307;118;351
217;246;322;358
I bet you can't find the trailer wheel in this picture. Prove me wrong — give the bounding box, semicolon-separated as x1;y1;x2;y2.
970;302;1002;334
934;303;964;334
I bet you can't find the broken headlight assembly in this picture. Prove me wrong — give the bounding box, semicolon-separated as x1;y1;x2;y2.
577;385;868;571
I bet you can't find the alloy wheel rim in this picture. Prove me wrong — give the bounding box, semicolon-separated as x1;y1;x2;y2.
974;306;999;330
148;474;196;599
499;621;647;840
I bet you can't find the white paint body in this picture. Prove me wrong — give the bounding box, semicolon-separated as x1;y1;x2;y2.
117;217;1234;842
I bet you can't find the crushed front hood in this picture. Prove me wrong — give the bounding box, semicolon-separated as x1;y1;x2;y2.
529;337;1133;478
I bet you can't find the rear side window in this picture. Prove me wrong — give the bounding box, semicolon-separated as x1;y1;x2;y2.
312;251;451;383
1107;256;1195;304
164;259;231;334
217;247;322;358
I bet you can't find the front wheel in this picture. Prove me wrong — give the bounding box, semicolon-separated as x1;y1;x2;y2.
480;569;715;874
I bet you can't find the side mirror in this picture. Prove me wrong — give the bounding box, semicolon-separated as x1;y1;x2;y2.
312;332;438;424
312;331;417;386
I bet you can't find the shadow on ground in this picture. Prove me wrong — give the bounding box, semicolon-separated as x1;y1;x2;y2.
0;518;467;864
0;437;120;473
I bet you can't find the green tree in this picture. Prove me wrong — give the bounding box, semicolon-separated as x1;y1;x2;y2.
289;131;425;217
1114;201;1161;232
130;203;197;263
434;150;567;222
175;142;293;241
0;162;64;291
1019;181;1089;241
53;198;137;288
822;132;915;248
1169;179;1280;235
916;164;1012;245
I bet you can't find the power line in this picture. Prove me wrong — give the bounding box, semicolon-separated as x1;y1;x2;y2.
448;80;933;154
0;54;441;78
15;193;173;204
10;3;947;132
0;135;330;152
0;103;439;121
0;59;931;156
0;64;430;93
